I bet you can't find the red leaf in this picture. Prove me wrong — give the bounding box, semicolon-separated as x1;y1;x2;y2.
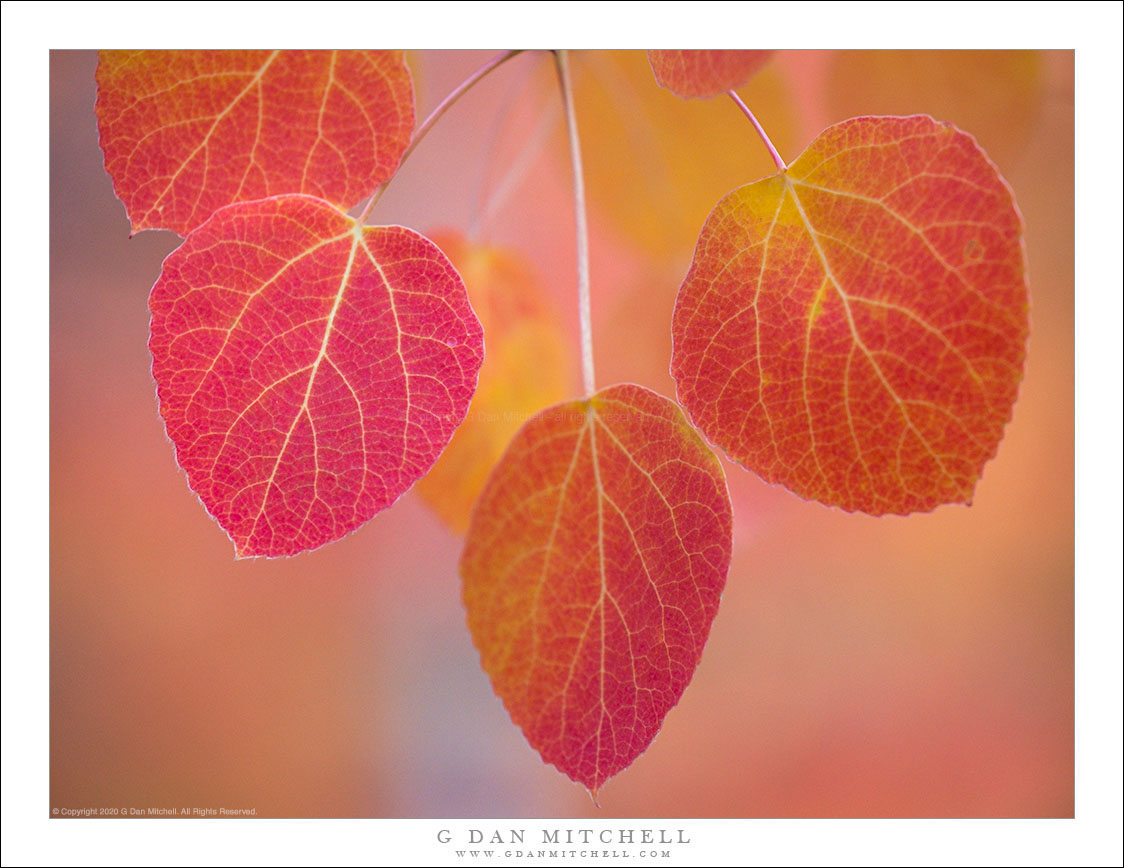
149;195;483;557
461;384;732;794
672;115;1029;515
96;50;414;236
648;50;772;99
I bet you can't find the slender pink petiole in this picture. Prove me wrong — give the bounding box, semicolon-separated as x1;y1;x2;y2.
728;90;787;172
554;49;596;398
358;50;525;224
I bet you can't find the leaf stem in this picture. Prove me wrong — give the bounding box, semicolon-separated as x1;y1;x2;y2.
554;49;596;398
358;49;524;224
728;90;786;172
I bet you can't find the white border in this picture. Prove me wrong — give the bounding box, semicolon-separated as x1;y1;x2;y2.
4;2;1120;865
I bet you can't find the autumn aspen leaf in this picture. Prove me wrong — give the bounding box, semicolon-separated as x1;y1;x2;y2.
461;384;732;794
148;195;483;557
648;49;772;99
672;115;1029;515
96;50;414;235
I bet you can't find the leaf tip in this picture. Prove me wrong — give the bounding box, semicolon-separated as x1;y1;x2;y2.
648;49;773;100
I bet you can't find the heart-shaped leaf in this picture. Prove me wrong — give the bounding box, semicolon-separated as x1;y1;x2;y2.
461;384;732;794
672;115;1029;515
149;194;483;557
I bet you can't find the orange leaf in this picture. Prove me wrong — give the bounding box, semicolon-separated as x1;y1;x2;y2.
672;115;1029;515
149;195;483;557
648;50;772;99
96;50;414;235
461;384;732;794
413;232;572;533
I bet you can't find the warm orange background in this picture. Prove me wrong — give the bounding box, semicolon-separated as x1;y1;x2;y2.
50;50;1073;817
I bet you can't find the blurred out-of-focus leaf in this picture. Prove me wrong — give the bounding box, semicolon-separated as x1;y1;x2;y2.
571;50;800;263
415;231;573;533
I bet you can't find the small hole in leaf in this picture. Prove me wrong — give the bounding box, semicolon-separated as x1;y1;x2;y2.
964;239;983;261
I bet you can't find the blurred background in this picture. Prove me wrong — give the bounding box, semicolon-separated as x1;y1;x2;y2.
50;50;1073;817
